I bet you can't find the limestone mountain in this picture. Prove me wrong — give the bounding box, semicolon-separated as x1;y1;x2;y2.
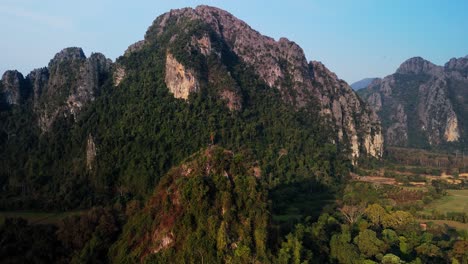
350;78;378;90
1;47;112;131
1;5;381;209
0;70;30;106
358;56;468;148
125;5;383;160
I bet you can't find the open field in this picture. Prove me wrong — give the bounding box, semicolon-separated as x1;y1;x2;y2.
352;175;398;185
0;210;83;225
419;219;468;231
425;190;468;214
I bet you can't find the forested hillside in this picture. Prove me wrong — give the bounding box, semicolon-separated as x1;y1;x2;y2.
0;5;374;210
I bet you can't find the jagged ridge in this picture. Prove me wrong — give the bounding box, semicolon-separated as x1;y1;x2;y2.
359;55;468;148
127;5;383;160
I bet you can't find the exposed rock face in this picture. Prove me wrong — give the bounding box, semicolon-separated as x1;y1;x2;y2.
386;104;408;146
396;57;442;75
113;64;126;86
310;61;383;160
68;52;112;115
142;5;383;160
27;68;49;108
359;56;467;147
149;6;320;105
164;53;199;100
367;92;382;112
446;57;468;71
220;90;242;111
124;40;146;56
444;115;460;142
350;78;378;90
22;48;112;131
192;35;212;56
1;70;29;106
86;134;97;171
1;47;113;131
418;77;460;144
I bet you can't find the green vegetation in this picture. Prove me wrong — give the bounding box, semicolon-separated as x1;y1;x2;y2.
0;12;466;264
0;210;83;225
421;220;468;231
277;182;468;264
0;18;348;212
110;146;270;263
0;206;123;263
425;190;468;214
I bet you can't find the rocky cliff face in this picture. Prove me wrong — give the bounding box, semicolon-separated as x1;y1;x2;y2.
359;56;468;148
135;5;383;160
351;78;378;90
164;53;199;99
38;48;112;130
1;70;30;106
396;57;442;75
3;47;114;131
309;61;383;160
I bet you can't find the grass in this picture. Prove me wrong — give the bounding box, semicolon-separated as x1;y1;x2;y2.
0;210;84;225
425;190;468;214
401;186;428;192
421;219;468;231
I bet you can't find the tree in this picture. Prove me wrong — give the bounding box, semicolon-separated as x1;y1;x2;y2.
330;227;361;264
353;229;386;258
415;243;442;263
277;233;303;264
381;253;402;264
216;221;228;254
365;203;388;227
277;224;312;264
339;205;365;224
382;211;414;230
450;241;468;263
381;229;399;247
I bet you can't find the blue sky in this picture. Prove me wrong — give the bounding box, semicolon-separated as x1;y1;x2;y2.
1;0;467;83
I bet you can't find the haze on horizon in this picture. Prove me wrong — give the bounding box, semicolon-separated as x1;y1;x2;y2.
1;0;467;84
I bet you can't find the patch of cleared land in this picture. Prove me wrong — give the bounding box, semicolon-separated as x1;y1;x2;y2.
352;175;398;185
426;190;468;214
420;219;468;231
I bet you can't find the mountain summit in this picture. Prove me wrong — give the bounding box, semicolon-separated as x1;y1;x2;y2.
351;78;378;90
396;56;441;75
127;5;383;159
359;55;468;148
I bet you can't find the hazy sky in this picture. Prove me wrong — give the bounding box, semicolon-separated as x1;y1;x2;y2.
1;0;467;83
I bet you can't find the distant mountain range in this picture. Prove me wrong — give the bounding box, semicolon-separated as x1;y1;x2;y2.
350;78;378;90
358;56;468;149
